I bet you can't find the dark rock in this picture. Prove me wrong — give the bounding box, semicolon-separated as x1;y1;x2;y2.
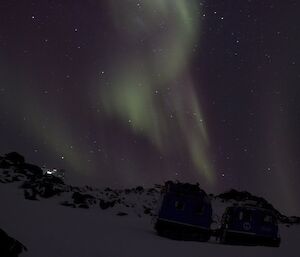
78;204;89;209
99;199;115;210
11;176;22;182
20;176;65;199
289;216;300;223
0;228;27;257
148;188;158;194
0;160;11;169
60;201;76;208
124;189;131;194
135;186;144;193
19;163;43;177
42;185;60;198
4;152;25;165
117;212;128;216
143;206;152;215
24;189;38;200
72;192;95;205
70;186;80;191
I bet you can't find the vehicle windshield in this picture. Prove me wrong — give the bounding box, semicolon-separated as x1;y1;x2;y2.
239;209;252;222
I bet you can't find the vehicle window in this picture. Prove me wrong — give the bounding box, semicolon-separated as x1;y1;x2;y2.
175;201;185;210
239;212;242;220
239;210;252;222
264;215;273;223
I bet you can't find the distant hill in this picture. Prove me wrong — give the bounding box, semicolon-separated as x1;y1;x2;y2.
1;151;299;224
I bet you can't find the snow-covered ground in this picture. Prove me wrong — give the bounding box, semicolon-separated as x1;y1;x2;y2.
1;183;299;257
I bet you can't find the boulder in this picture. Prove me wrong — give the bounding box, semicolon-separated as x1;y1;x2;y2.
116;212;128;216
0;228;27;257
4;152;25;165
99;199;115;210
72;192;95;206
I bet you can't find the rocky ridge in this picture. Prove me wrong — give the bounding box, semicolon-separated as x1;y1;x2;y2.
1;152;299;224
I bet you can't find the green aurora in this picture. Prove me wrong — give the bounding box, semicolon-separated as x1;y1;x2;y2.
99;0;215;184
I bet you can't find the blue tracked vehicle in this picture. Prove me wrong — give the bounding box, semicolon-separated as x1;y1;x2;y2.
219;205;281;247
154;181;212;241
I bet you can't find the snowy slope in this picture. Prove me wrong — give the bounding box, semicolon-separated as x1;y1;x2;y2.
1;153;300;257
1;183;300;257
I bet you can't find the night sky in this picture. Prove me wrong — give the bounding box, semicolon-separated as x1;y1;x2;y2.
0;1;299;215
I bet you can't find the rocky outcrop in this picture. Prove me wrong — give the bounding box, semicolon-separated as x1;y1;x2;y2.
0;228;27;257
1;151;299;224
